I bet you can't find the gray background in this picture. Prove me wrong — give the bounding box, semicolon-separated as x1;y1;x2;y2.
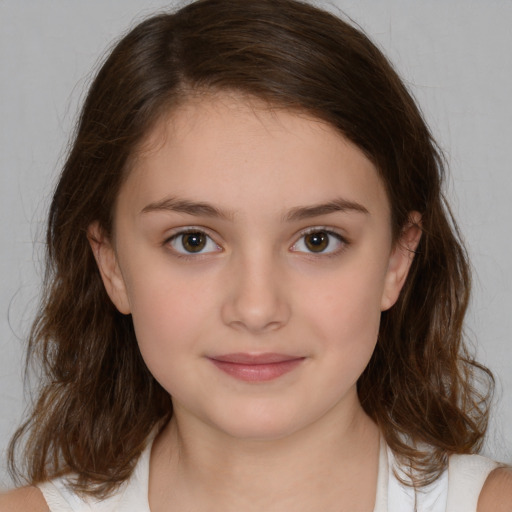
1;0;511;487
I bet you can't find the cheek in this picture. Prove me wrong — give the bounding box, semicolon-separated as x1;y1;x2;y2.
300;258;387;366
128;291;200;401
123;265;213;371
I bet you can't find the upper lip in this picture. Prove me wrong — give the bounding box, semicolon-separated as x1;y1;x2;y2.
209;353;304;364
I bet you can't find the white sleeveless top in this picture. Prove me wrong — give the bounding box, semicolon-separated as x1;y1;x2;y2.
38;436;500;512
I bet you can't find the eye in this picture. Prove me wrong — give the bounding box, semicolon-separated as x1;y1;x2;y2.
291;229;345;254
168;230;221;255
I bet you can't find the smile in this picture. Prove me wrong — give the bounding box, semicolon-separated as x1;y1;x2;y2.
208;353;305;382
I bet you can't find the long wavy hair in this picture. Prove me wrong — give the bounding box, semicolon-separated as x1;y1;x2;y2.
9;0;493;497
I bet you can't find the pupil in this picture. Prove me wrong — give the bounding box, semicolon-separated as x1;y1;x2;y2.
183;233;206;253
305;231;328;252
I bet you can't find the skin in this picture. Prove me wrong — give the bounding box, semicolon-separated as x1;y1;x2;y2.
3;94;510;511
90;94;421;511
2;470;511;512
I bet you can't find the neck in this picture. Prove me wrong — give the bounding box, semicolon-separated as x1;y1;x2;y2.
149;395;381;512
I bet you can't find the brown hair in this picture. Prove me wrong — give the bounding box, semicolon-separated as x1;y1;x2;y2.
9;0;493;496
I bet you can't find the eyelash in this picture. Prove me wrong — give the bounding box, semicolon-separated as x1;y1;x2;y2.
290;227;348;257
164;226;349;259
165;228;222;259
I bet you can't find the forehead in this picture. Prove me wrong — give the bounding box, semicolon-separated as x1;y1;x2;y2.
121;93;390;221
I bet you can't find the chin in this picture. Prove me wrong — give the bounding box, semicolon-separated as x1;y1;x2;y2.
208;402;312;442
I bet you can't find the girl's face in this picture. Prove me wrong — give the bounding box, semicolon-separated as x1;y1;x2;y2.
91;94;419;440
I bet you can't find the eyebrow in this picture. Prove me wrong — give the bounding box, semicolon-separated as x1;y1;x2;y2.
141;197;235;220
283;198;369;222
140;196;368;221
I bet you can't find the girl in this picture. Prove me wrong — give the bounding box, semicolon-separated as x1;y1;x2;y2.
2;0;511;510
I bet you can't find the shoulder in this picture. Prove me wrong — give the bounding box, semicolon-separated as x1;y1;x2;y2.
0;486;48;511
477;466;512;512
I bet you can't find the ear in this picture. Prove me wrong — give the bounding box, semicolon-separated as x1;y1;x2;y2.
87;222;131;314
380;212;422;311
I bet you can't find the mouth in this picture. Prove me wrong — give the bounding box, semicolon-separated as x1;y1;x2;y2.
207;353;305;382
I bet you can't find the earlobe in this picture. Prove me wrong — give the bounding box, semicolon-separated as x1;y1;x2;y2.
381;212;422;311
87;222;131;315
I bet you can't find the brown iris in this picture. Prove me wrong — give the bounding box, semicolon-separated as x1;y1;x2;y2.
181;232;207;253
305;231;329;252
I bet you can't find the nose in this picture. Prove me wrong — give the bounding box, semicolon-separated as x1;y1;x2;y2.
221;250;291;334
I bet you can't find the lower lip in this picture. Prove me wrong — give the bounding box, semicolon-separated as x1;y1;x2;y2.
209;358;304;382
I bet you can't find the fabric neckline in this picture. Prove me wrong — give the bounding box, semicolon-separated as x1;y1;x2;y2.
124;430;389;512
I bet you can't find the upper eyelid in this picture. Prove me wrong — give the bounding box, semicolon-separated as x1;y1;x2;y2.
295;226;348;241
164;225;219;242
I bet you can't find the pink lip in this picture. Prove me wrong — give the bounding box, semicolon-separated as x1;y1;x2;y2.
208;353;305;382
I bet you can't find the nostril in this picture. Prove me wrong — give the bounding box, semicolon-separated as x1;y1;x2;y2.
221;283;291;333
